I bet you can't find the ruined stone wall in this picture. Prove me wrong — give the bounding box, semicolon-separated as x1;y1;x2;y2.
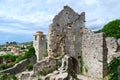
0;57;36;74
48;6;85;73
0;59;29;74
106;37;120;63
82;27;108;78
33;57;57;75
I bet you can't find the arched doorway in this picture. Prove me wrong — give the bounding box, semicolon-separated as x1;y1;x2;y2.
70;57;79;74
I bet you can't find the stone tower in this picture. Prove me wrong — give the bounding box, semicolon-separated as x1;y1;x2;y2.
33;31;46;62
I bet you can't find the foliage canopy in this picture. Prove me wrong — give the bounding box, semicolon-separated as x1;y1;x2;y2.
99;19;120;38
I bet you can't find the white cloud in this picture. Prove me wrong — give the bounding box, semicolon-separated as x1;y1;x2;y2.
82;0;98;5
0;0;120;43
0;26;35;34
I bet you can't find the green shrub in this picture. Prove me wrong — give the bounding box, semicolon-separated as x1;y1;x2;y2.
27;64;33;71
15;56;26;63
0;73;8;80
0;73;18;80
15;46;35;63
0;64;9;70
108;56;120;80
0;54;17;62
0;63;15;70
24;46;35;58
99;19;120;38
56;59;62;68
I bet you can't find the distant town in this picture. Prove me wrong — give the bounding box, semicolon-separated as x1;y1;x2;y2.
0;41;32;55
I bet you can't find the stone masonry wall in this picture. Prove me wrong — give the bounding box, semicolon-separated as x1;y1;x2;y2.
0;59;29;74
33;57;57;75
48;6;85;73
82;27;108;78
106;37;120;63
0;57;36;74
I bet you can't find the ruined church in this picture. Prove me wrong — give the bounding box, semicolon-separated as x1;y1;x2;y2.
20;6;120;80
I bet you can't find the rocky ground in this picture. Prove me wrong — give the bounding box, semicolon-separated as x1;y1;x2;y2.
77;75;109;80
77;75;94;80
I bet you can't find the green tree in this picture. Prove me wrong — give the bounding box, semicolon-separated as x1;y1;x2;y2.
24;46;35;58
15;46;35;63
99;19;120;38
108;56;120;80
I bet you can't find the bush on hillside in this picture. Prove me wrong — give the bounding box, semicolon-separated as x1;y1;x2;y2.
99;19;120;38
108;56;120;80
15;46;35;63
27;64;33;71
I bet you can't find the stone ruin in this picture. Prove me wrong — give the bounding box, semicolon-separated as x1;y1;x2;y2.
33;31;46;62
47;6;85;73
19;6;120;80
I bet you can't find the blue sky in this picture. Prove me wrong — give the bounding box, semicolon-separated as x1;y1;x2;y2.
0;0;120;44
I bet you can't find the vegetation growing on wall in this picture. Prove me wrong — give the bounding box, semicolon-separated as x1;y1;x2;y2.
98;19;120;38
0;54;18;71
79;51;88;74
0;54;18;62
108;56;120;80
27;64;33;71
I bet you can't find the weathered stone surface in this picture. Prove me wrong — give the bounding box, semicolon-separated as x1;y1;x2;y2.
59;55;78;77
0;58;35;74
50;72;69;80
42;55;79;80
19;57;57;80
106;37;120;63
19;71;33;80
48;6;85;73
118;39;120;46
82;27;108;78
29;6;120;79
106;37;118;52
33;57;57;75
118;66;120;80
48;6;85;57
19;71;38;80
0;56;36;75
